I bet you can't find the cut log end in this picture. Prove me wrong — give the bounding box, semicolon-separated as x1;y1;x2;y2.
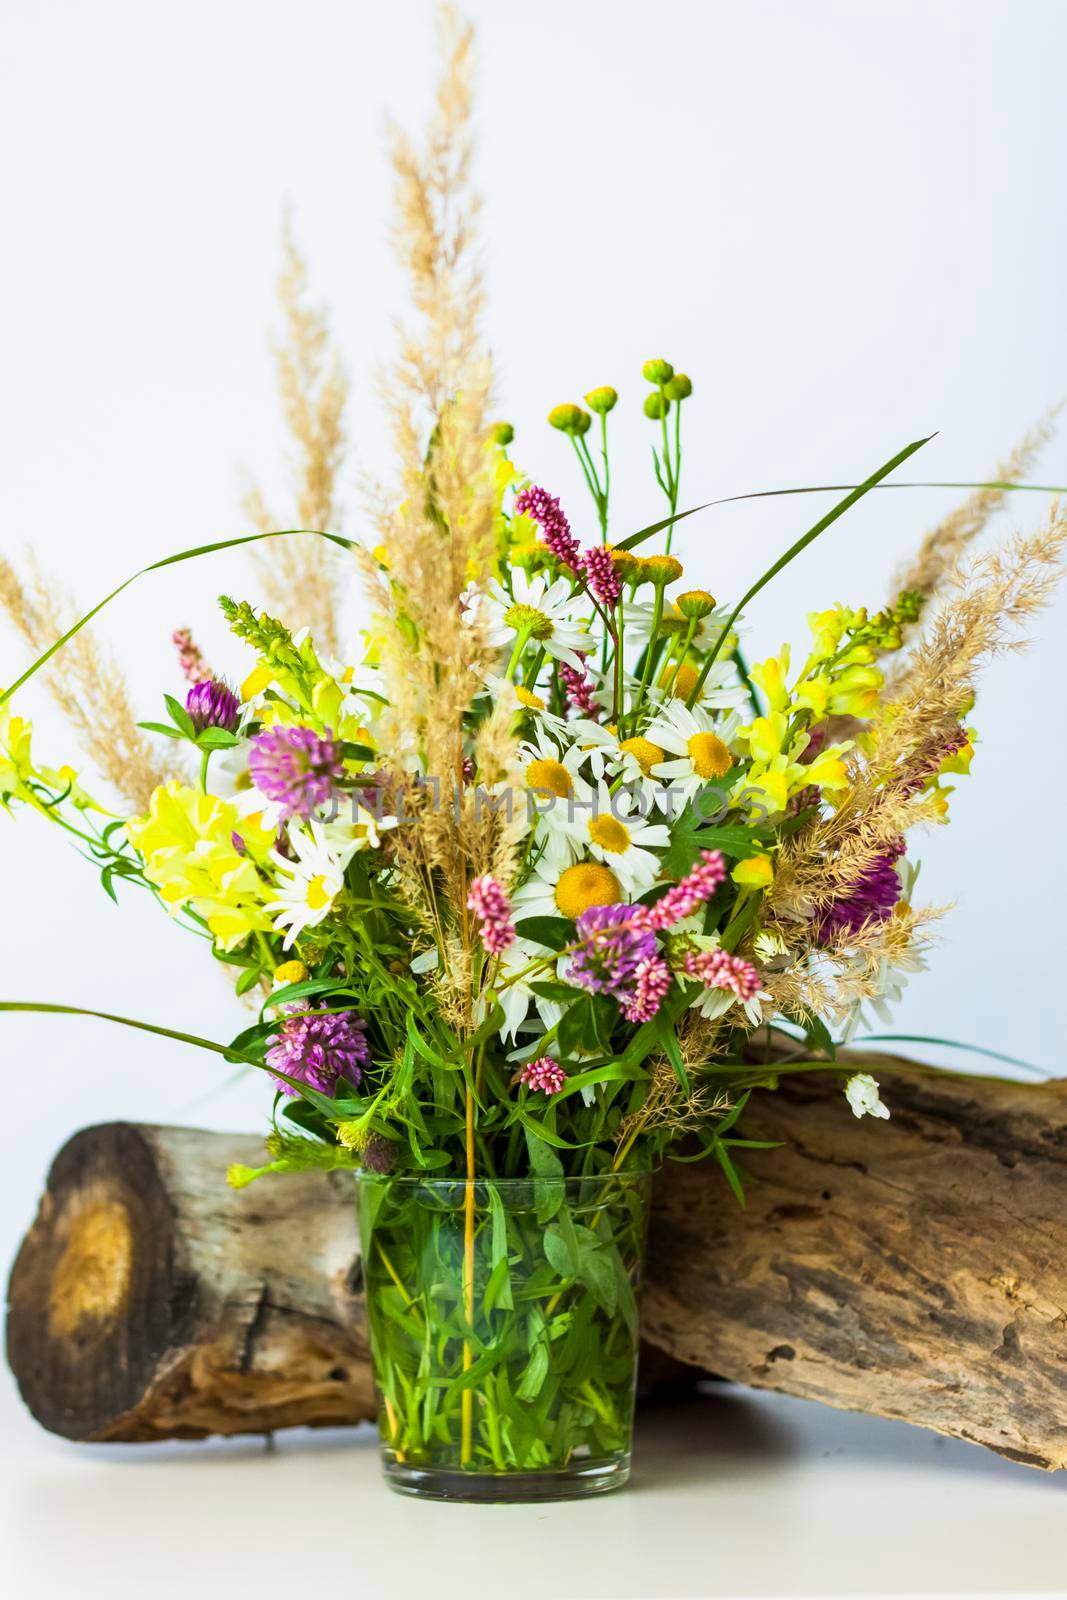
7;1122;376;1441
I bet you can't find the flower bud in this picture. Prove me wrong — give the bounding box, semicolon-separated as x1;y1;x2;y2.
663;373;692;400
548;403;585;434
676;588;716;619
607;546;642;583
490;420;515;446
574;408;593;435
643;392;670;420
644;553;684;586
274;959;309;988
186;678;240;734
584;386;618;415
642;358;674;385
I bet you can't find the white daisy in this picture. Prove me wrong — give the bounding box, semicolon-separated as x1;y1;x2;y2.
485;570;590;670
318;797;397;858
481;672;569;734
519;727;593;867
566;717;671;812
461;582;511;651
580;781;669;897
512;856;633;924
267;821;354;948
647;701;741;804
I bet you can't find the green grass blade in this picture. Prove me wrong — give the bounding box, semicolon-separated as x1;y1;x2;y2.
0;527;353;707
614;476;1064;555
686;435;935;703
848;1031;1050;1079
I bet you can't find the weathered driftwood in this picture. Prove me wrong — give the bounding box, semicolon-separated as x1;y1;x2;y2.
7;1058;1067;1465
643;1057;1067;1469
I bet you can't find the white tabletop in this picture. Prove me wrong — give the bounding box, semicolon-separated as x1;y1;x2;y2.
2;1370;1063;1600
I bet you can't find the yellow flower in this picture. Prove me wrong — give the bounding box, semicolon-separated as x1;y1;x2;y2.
274;959;309;987
241;663;274;701
749;650;791;714
126;782;275;952
0;709;35;797
732;854;774;889
554;862;622;918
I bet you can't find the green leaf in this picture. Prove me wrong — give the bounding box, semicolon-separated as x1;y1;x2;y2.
515;1336;550;1401
195;727;240;750
576;1236;617;1318
164;694;197;739
654;1013;689;1091
514;916;575;951
687;434;935;701
523;1122;565;1222
486;1185;514;1312
136;720;184;740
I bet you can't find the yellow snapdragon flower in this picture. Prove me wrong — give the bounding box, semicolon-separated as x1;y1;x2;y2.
126;782;276;951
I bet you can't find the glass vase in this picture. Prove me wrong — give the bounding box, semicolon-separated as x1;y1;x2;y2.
357;1170;651;1502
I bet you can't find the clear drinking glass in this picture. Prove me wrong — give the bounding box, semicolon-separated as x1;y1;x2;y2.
357;1171;651;1502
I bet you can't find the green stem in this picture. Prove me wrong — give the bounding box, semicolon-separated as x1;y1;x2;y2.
632;584;667;720
661;618;699;700
505;624;534;682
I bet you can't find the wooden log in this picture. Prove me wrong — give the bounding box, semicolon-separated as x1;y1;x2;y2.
5;1123;375;1440
643;1057;1067;1470
7;1057;1067;1465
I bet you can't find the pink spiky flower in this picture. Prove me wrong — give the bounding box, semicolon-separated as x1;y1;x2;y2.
638;849;727;931
514;485;581;572
683;947;762;1001
520;1056;567;1095
581;545;622;608
620;955;673;1022
467;874;515;955
560;655;600;719
173;627;212;685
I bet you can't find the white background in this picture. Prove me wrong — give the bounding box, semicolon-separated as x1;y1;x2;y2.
1;2;1066;1594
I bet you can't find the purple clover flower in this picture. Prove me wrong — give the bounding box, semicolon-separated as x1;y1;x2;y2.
248;724;343;820
265;1006;370;1098
186;678;240;734
569;902;658;999
815;839;905;942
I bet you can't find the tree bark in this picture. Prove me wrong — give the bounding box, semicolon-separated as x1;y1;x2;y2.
643;1057;1067;1470
6;1123;374;1440
7;1057;1067;1466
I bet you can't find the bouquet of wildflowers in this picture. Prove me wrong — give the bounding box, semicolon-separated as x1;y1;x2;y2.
2;9;1063;1496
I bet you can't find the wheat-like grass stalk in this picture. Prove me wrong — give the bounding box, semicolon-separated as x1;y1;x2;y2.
0;556;178;810
355;6;512;1031
246;219;349;655
891;406;1060;608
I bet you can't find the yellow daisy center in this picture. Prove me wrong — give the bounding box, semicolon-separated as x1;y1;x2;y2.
515;684;545;711
658;662;702;701
588;814;631;853
554;862;623;918
687;732;733;779
525;758;573;798
306;874;332;911
504;602;554;641
619;736;666;776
